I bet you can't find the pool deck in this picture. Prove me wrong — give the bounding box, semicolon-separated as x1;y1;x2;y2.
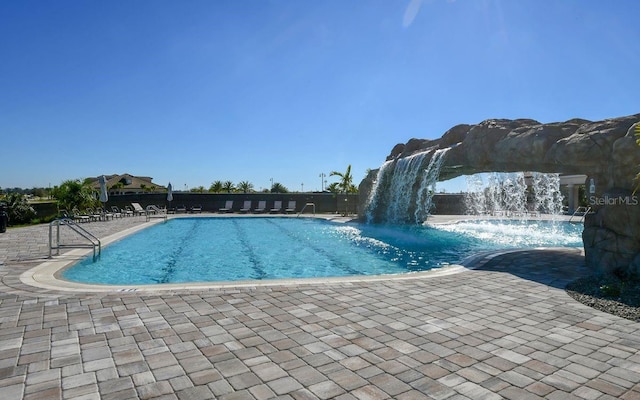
1;215;639;399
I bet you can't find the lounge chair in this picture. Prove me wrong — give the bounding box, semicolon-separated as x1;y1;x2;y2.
71;208;90;223
219;200;233;213
239;200;252;213
116;205;133;217
111;206;125;218
270;201;282;213
285;201;296;214
98;207;114;220
59;209;72;219
176;205;187;213
86;208;102;222
131;202;146;216
191;205;202;213
253;201;266;213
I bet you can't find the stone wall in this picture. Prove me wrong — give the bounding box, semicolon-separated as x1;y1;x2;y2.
105;192;357;215
432;194;466;215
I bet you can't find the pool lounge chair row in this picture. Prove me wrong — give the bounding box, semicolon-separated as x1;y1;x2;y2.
220;200;296;214
60;208;112;222
60;201;299;221
173;205;202;213
59;203;155;222
59;205;132;222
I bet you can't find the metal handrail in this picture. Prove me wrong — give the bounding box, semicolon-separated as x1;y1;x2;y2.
568;206;591;223
297;202;316;217
49;218;101;261
145;205;168;222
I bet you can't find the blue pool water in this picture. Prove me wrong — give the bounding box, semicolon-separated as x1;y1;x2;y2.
62;217;583;285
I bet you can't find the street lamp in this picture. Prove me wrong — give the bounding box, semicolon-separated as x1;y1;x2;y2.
301;183;304;192
270;177;273;192
319;173;325;191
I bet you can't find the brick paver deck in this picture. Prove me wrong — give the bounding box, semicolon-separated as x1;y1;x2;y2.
0;216;639;399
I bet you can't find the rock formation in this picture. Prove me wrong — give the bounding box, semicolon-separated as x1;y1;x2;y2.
358;113;640;277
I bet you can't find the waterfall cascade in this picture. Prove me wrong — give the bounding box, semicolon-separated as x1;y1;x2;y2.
531;172;564;215
414;149;448;223
364;160;393;224
364;148;450;224
464;172;564;217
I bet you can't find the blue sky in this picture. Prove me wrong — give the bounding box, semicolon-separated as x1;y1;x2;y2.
2;0;639;193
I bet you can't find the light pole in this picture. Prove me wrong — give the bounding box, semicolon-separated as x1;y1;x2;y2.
270;178;273;192
301;183;304;192
319;173;325;191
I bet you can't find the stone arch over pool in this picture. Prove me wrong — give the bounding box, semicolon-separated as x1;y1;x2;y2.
358;113;640;276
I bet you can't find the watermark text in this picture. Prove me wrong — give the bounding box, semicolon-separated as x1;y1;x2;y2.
589;195;639;206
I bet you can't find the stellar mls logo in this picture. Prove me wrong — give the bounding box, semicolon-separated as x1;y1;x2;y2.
587;178;639;206
589;195;639;206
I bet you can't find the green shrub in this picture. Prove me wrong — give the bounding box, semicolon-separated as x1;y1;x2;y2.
1;193;36;226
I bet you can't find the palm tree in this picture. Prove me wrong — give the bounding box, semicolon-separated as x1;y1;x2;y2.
271;182;288;193
223;181;235;193
209;181;223;193
330;164;358;194
326;182;341;193
237;181;254;193
110;181;125;194
330;165;358;216
51;179;98;211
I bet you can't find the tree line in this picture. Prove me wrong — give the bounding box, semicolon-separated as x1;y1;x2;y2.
0;165;358;227
188;165;358;194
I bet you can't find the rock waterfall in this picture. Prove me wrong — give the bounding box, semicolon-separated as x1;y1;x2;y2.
358;113;640;277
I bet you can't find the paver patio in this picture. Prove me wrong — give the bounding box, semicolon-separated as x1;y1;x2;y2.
0;216;639;399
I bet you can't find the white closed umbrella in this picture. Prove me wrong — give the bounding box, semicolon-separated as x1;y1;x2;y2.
99;175;109;205
167;182;173;210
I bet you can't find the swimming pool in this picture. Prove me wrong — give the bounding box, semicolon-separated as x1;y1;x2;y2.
62;217;583;285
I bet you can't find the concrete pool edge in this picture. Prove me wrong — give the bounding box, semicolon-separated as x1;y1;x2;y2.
22;263;470;293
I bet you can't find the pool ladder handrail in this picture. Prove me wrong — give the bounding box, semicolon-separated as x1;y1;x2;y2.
145;205;168;222
297;202;316;217
49;218;101;261
568;206;592;223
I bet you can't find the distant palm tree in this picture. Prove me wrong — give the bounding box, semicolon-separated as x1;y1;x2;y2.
326;182;341;193
209;181;223;193
331;165;358;216
223;181;235;193
271;182;288;193
110;182;125;195
330;164;358;194
190;186;206;193
237;181;254;193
